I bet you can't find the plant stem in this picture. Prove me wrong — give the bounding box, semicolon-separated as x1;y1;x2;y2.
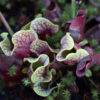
0;11;14;37
71;0;76;18
89;79;98;90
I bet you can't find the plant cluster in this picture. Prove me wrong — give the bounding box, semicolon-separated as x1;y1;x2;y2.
0;0;100;100
0;9;100;99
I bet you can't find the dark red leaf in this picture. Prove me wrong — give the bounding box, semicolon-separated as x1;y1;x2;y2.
67;10;87;42
85;24;100;43
76;56;92;77
76;54;100;77
84;47;94;56
92;54;100;65
43;0;61;23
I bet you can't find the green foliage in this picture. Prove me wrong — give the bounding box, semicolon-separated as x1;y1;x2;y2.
22;67;29;74
23;79;31;86
93;65;100;71
48;72;74;99
41;8;46;14
21;7;27;12
0;80;4;87
37;0;46;14
91;89;99;100
60;4;73;22
61;72;75;86
49;86;71;100
60;0;77;22
8;65;17;76
46;30;62;47
58;0;66;4
61;77;68;86
47;84;71;100
54;42;60;48
46;91;57;100
6;3;12;9
0;0;6;6
57;83;62;91
81;2;99;18
86;5;98;17
9;17;16;26
85;69;92;78
90;39;99;47
63;90;71;100
47;96;53;100
71;0;76;18
95;46;100;53
37;0;44;10
52;91;58;98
